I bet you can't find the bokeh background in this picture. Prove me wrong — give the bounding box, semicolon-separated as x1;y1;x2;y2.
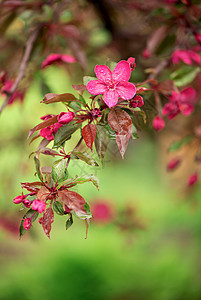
1;1;201;299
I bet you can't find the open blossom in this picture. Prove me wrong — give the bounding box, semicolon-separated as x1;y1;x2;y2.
153;116;165;131
172;49;201;65
86;60;136;108
23;218;32;231
91;201;115;224
162;87;197;119
57;111;74;125
42;53;76;69
195;33;201;44
32;199;46;213
40;114;62;141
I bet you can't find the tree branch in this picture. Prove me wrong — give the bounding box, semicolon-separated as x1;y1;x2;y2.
0;26;40;115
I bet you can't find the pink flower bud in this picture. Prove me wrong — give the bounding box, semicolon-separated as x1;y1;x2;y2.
23;218;32;231
153;116;165;131
13;194;26;204
23;199;32;208
188;173;198;187
127;57;136;71
195;33;201;44
57;111;74;125
32;199;46;213
167;158;180;171
142;49;151;59
130;95;144;108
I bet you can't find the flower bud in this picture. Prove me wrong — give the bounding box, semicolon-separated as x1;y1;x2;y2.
195;33;201;44
167;158;180;171
32;199;46;213
142;49;151;59
127;57;136;71
57;111;74;125
153;116;165;131
23;218;32;231
23;199;32;208
188;173;198;187
129;95;144;108
13;194;26;204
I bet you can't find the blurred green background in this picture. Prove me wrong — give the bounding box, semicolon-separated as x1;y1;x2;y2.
0;66;201;300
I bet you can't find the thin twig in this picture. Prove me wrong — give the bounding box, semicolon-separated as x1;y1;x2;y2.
0;26;40;115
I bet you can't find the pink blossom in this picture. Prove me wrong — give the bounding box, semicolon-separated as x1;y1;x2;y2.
153;116;165;131
40;114;62;141
172;49;201;65
23;199;32;208
162;87;197;119
57;111;74;125
91;201;114;224
195;33;201;44
188;173;198;187
42;53;76;69
23;218;32;231
86;60;136;108
13;194;26;204
167;158;180;171
127;57;136;71
32;199;46;213
129;95;144;108
1;79;24;105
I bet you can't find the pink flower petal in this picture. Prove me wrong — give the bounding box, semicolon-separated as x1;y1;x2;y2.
179;103;194;116
172;50;192;65
103;90;119;107
116;81;136;100
153;116;165;131
180;87;197;103
112;60;131;83
61;54;76;63
188;50;201;64
169;91;180;102
42;54;61;69
162;102;179;119
95;65;112;83
86;80;107;95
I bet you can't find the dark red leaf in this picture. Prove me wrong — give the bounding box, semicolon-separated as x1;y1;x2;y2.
72;84;86;95
41;93;77;104
40;207;54;239
108;108;132;158
27;115;58;139
58;190;87;218
82;124;96;151
21;182;42;193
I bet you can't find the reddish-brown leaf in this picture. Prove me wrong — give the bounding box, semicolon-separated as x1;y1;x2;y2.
36;186;50;202
82;124;97;151
21;182;43;193
41;93;77;104
58;190;87;216
41;207;54;239
108;108;132;158
72;84;86;95
27;115;58;139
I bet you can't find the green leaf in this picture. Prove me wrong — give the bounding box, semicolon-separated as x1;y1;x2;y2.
66;214;73;230
95;125;110;162
170;66;200;87
54;124;81;147
71;174;99;190
34;157;44;182
52;159;68;184
83;76;97;86
169;135;192;152
53;201;65;215
84;202;92;215
71;151;99;166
